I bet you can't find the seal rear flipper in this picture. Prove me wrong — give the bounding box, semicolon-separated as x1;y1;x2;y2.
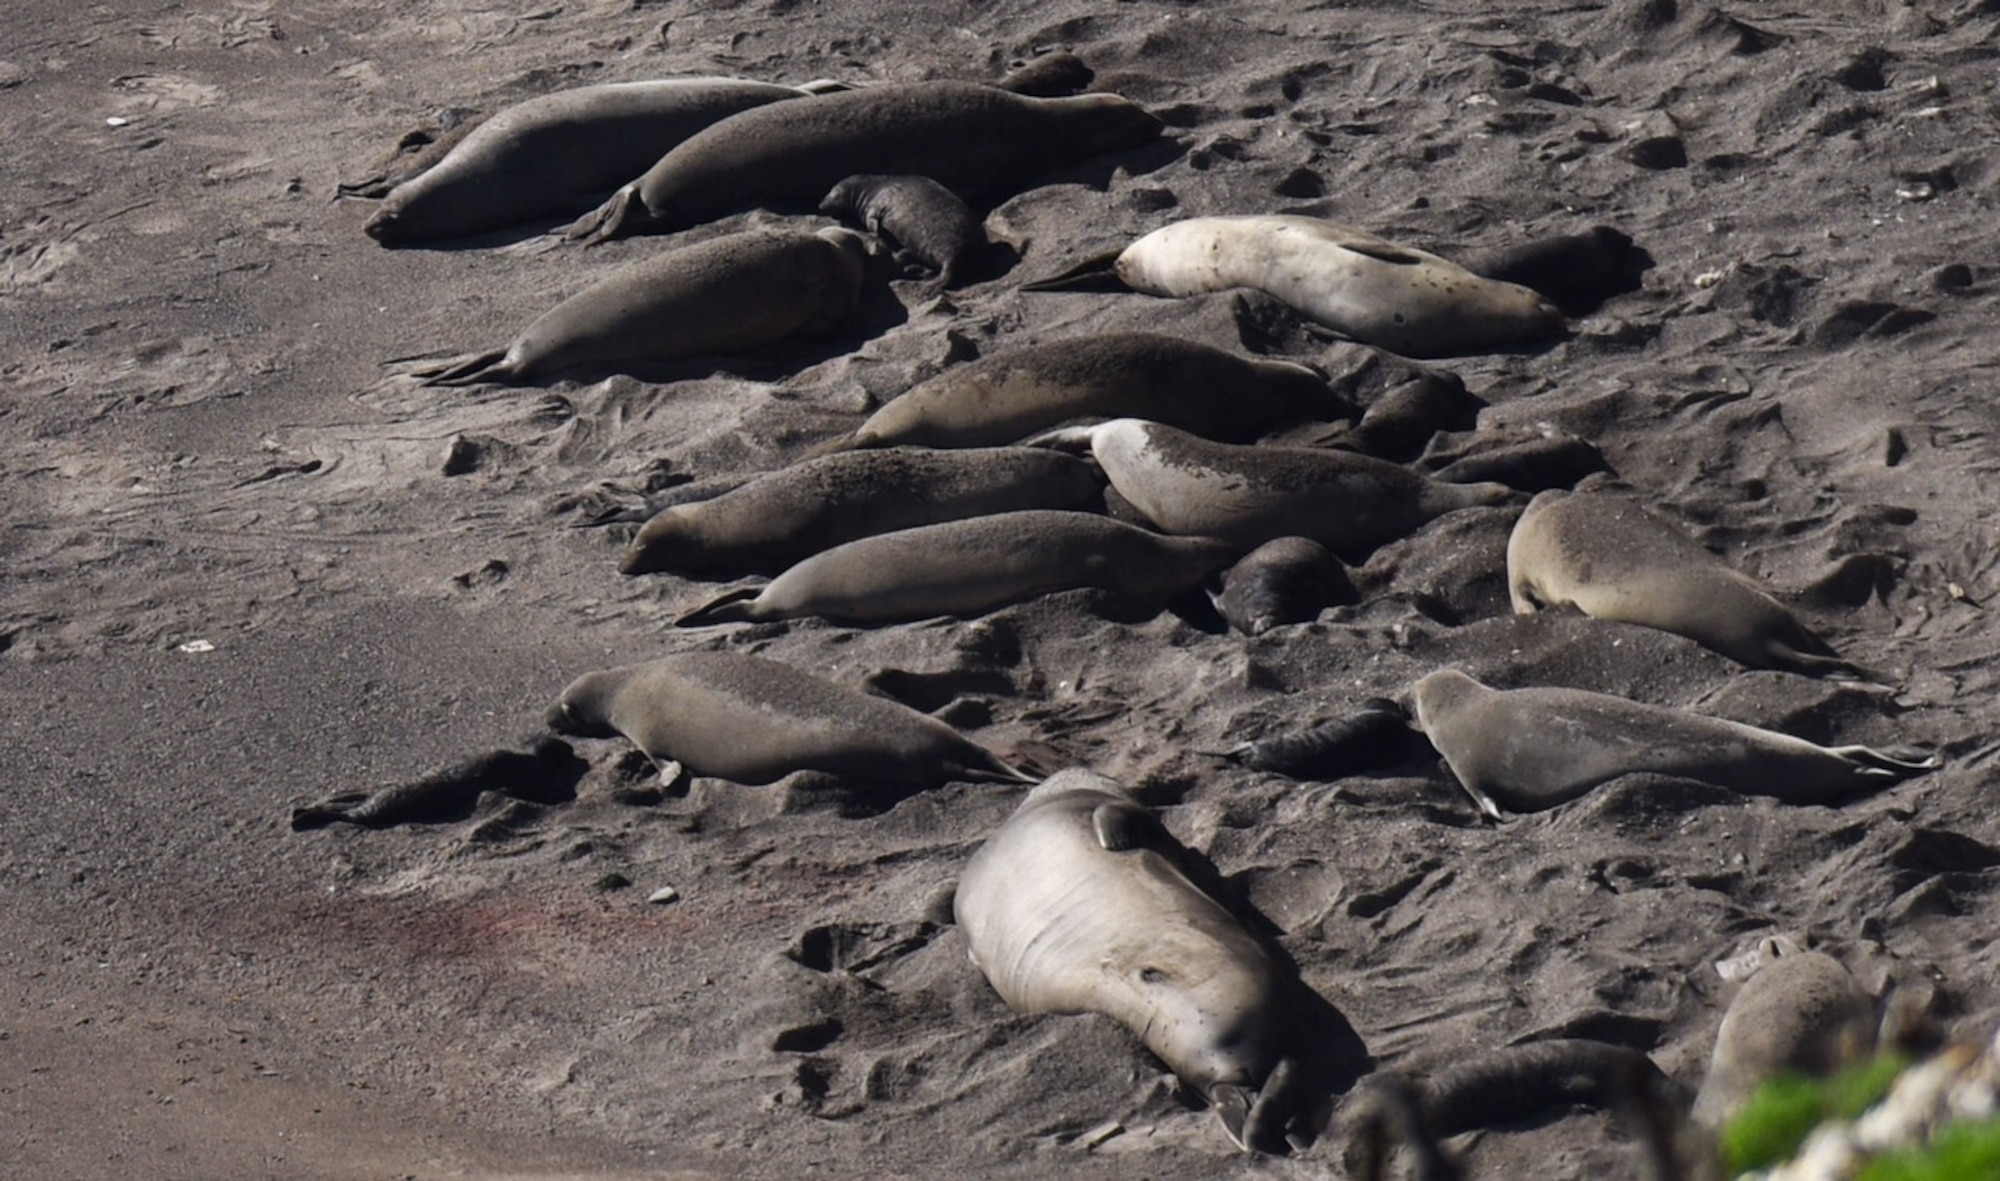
1091;800;1170;851
800;432;867;459
1019;248;1129;293
674;586;767;627
410;349;512;388
566;184;647;246
1019;424;1100;453
1239;1057;1309;1155
1835;744;1941;779
288;792;374;830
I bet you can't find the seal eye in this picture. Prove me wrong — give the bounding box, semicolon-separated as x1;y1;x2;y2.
1140;966;1170;984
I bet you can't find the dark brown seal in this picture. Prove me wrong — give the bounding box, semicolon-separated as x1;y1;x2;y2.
819;174;983;286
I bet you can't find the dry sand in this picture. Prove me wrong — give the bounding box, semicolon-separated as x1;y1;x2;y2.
5;1;2000;1177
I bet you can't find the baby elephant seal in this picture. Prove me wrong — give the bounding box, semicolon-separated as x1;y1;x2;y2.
412;227;867;386
1027;216;1565;359
545;651;1033;788
1223;698;1425;780
1217;536;1356;636
956;768;1311;1153
621;447;1102;579
820;174;982;286
1692;937;1875;1128
675;510;1236;627
1033;419;1513;561
1458;225;1651;316
1409;668;1939;818
363;78;818;245
1508;489;1867;678
568;81;1161;244
820;332;1352;454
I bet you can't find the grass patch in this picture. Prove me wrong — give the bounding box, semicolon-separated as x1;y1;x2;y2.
1721;1054;1908;1174
1856;1115;2000;1181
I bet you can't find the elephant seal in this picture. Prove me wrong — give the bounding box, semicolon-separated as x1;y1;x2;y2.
955;768;1310;1153
621;447;1102;578
1409;668;1938;818
675;510;1236;627
1692;937;1875;1128
290;736;584;830
1222;698;1426;779
1025;217;1566;359
545;651;1034;787
1216;536;1355;636
820;174;983;286
411;226;867;386
817;333;1353;454
363;78;822;245
1032;419;1514;560
1459;225;1652;316
1507;489;1867;678
567;81;1160;244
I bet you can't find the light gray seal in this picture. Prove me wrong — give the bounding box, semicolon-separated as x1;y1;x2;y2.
675;510;1236;627
411;226;867;386
1692;937;1875;1128
1032;419;1514;561
567;81;1161;244
819;174;982;286
1409;668;1938;818
363;78;823;245
620;446;1103;578
544;651;1034;787
955;768;1310;1153
817;333;1352;454
1025;216;1566;359
1508;489;1867;678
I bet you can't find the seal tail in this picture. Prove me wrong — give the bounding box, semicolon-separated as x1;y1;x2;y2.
1018;247;1129;293
409;349;512;387
1835;744;1941;780
566;185;644;247
674;586;767;627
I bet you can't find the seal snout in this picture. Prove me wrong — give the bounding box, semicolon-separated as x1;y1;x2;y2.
362;208;402;244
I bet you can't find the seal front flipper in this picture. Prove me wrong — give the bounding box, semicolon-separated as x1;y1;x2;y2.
566;184;648;246
1091;800;1169;851
1019;247;1129;292
1237;1056;1307;1155
674;585;767;627
410;349;512;388
1832;744;1940;779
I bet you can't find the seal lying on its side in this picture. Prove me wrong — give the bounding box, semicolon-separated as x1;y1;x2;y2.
1692;937;1875;1128
620;447;1102;578
817;333;1352;454
1216;536;1355;636
362;78;824;245
1508;489;1868;678
820;174;983;286
1025;217;1565;359
546;652;1034;787
411;226;867;386
568;81;1161;244
675;510;1236;627
955;768;1313;1153
1409;669;1938;818
1031;419;1513;561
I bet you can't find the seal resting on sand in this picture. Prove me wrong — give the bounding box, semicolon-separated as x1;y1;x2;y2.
1508;488;1869;678
819;174;983;286
1023;216;1566;359
566;81;1161;244
545;652;1034;787
675;510;1237;628
1216;536;1355;636
410;226;867;386
1409;668;1938;818
1692;936;1875;1128
955;768;1314;1153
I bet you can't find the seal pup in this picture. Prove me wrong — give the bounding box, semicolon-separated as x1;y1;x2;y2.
620;447;1102;578
817;333;1352;454
675;511;1237;627
1023;216;1566;359
1692;937;1875;1128
819;174;983;286
1409;668;1938;818
1220;698;1426;779
1458;225;1652;316
955;768;1311;1153
411;226;867;386
1216;536;1355;636
1508;489;1868;678
362;78;824;245
1031;419;1514;560
545;651;1034;787
567;81;1161;244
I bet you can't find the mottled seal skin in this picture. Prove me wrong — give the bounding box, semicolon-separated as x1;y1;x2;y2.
676;510;1236;627
544;652;1034;787
1692;938;1874;1128
820;174;982;286
955;768;1310;1153
1030;217;1566;359
567;81;1161;244
1033;419;1514;561
1508;489;1866;678
822;333;1351;454
1217;537;1355;636
1409;668;1938;818
621;447;1103;579
363;78;817;245
412;227;867;386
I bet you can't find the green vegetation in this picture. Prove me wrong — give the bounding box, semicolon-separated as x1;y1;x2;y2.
1856;1115;2000;1181
1721;1054;1909;1174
